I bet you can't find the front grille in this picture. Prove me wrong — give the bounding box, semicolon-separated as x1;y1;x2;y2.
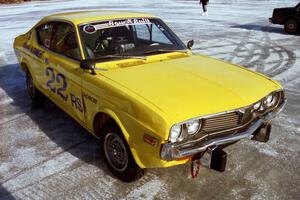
202;111;242;133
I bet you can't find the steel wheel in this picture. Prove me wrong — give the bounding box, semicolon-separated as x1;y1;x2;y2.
26;70;35;99
25;69;44;104
104;132;128;172
101;123;146;182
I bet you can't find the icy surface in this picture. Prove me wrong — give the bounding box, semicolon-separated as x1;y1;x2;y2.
0;0;300;199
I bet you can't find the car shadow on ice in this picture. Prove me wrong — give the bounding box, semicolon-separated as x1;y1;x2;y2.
0;186;16;200
0;63;115;183
231;23;300;35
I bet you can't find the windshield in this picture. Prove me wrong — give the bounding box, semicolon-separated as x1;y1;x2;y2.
79;18;187;60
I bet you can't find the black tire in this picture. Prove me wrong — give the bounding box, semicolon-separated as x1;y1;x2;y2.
25;69;44;104
101;122;146;182
284;19;299;34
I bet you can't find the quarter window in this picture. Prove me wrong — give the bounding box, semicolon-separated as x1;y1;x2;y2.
37;23;53;49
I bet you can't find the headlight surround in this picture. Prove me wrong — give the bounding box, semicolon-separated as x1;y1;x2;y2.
253;101;261;111
264;93;277;107
169;124;182;143
169;119;203;143
253;91;281;113
186;120;201;135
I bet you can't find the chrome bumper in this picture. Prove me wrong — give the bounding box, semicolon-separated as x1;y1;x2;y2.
160;100;286;161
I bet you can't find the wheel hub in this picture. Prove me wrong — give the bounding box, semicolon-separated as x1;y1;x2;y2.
104;132;128;172
289;24;295;29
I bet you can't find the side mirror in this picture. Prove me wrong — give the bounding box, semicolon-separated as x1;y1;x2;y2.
187;40;194;50
80;60;96;75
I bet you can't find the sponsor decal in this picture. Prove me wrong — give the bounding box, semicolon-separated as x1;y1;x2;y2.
83;18;152;33
23;43;44;59
83;92;98;104
31;46;43;59
83;25;97;34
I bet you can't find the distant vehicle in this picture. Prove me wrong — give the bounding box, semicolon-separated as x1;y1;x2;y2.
14;10;286;182
269;3;300;34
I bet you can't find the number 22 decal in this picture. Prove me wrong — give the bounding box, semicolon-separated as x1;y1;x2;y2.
45;67;68;101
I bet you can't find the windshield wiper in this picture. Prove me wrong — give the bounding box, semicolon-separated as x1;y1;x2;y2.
94;55;147;61
144;49;188;55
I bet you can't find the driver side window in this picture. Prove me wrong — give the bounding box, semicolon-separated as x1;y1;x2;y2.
51;22;81;60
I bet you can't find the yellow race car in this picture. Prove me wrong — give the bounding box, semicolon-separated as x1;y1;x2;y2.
14;10;286;182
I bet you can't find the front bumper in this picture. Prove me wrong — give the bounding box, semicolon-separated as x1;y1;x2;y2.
160;99;286;161
269;17;273;23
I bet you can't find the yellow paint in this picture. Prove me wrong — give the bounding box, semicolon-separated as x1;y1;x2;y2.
13;11;283;169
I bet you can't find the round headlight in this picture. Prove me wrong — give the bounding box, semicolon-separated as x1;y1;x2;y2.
253;102;261;110
186;120;201;135
169;124;182;143
265;94;276;107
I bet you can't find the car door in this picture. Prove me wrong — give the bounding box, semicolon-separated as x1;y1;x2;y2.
44;21;85;123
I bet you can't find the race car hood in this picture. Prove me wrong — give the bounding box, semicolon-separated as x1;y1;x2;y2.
101;55;282;124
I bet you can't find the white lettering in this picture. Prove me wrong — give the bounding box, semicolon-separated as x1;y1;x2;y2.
93;18;152;31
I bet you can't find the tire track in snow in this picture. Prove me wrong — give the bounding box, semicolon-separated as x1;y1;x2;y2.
193;24;297;78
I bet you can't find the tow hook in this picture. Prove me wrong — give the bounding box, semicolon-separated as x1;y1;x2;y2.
252;123;271;143
191;159;201;178
191;147;227;178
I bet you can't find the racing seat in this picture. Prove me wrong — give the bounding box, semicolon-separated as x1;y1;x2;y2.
100;26;135;53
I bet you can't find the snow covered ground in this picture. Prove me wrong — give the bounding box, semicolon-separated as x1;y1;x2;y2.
0;0;299;199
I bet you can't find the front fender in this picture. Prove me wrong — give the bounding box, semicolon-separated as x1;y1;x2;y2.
91;107;148;168
83;76;187;168
91;106;189;168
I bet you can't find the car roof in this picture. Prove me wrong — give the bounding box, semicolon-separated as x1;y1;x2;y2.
41;10;158;25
